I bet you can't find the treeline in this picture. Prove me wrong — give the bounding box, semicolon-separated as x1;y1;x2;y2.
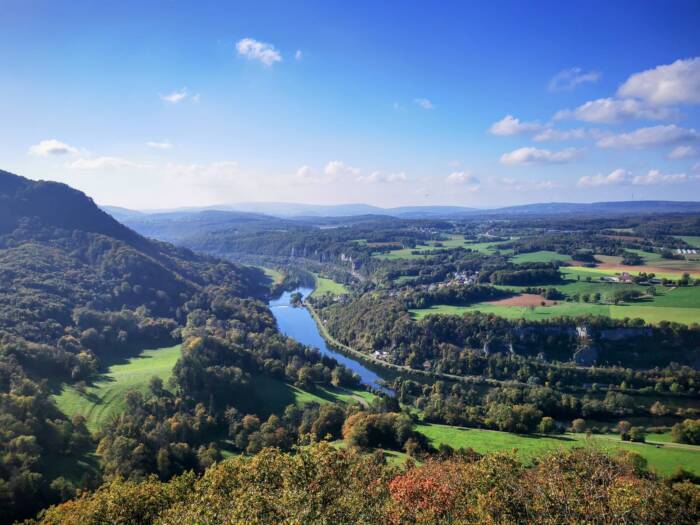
32;443;700;524
318;293;700;371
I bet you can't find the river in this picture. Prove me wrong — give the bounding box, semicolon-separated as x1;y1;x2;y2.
269;287;392;395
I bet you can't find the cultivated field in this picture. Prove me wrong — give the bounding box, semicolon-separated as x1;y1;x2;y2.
54;344;182;431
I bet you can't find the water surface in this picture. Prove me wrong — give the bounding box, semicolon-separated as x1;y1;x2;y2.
269;287;392;394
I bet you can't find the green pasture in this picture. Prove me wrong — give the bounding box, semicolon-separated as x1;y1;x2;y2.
511;250;572;264
311;274;349;297
54;344;182;431
678;236;700;248
416;422;700;476
261;266;284;285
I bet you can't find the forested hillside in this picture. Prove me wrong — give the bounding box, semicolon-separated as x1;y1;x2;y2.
0;171;358;523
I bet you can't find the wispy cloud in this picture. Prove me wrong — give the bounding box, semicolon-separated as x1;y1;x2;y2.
548;67;600;92
414;98;435;110
236;38;282;66
596;124;699;149
295;50;303;61
500;147;581;165
160;88;189;104
70;156;145;170
668;145;698;159
146;141;173;150
358;171;407;184
632;169;695;186
28;139;79;156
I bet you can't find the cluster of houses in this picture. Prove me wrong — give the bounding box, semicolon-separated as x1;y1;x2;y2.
677;248;698;255
425;271;480;291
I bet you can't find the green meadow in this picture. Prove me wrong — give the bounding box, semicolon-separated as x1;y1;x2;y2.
511;250;572;264
411;265;700;324
416;422;700;476
261;266;285;285
54;344;182;431
311;274;350;297
678;236;700;248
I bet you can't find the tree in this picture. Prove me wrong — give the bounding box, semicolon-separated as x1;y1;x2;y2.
571;418;586;433
629;427;646;443
617;420;632;441
538;416;556;435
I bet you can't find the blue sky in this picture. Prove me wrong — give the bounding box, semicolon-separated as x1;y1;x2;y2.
2;0;700;208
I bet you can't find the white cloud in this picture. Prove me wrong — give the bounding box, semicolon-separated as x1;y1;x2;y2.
160;88;189;104
577;169;631;187
28;139;79;156
295;50;303;61
533;127;588;142
499;147;581;165
236;38;282;66
324;160;360;177
146;141;173;150
668;145;698;159
446;171;480;185
414;98;434;110
548;67;600;92
596;124;699;149
70;156;144;170
358;171;407;184
618;57;700;105
489;115;541;136
500;177;560;191
632;169;695;186
554;97;676;123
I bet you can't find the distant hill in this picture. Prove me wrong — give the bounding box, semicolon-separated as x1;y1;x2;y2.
104;200;700;221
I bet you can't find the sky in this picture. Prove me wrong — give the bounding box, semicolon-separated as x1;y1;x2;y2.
2;0;700;209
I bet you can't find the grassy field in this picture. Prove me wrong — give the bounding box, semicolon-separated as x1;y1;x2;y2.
464;240;514;255
373;235;469;260
241;374;376;417
416;422;700;476
511;250;572;264
261;266;284;285
678;236;700;248
54;344;182;432
311;274;349;297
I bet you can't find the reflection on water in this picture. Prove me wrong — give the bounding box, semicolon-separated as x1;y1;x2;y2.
269;287;392;395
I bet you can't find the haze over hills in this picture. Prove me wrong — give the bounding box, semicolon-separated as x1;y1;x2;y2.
104;200;700;221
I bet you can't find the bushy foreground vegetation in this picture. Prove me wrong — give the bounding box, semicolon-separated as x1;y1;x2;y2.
32;443;700;524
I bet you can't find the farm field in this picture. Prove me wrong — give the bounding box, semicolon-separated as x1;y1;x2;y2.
511;250;572;264
311;274;349;297
416;422;700;476
463;239;514;255
53;344;182;431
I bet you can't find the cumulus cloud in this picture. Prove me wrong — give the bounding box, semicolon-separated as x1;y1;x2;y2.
548;67;600;92
70;156;144;170
324;160;360;178
358;171;408;184
160;89;189;104
28;139;79;156
146;141;173;150
554;97;676;123
668;145;698;159
577;168;631;187
499;147;581;165
446;171;480;185
596;124;699;149
414;98;434;110
489;115;541;136
236;38;282;66
618;57;700;105
533;127;588;142
632;169;695;186
295;50;303;61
